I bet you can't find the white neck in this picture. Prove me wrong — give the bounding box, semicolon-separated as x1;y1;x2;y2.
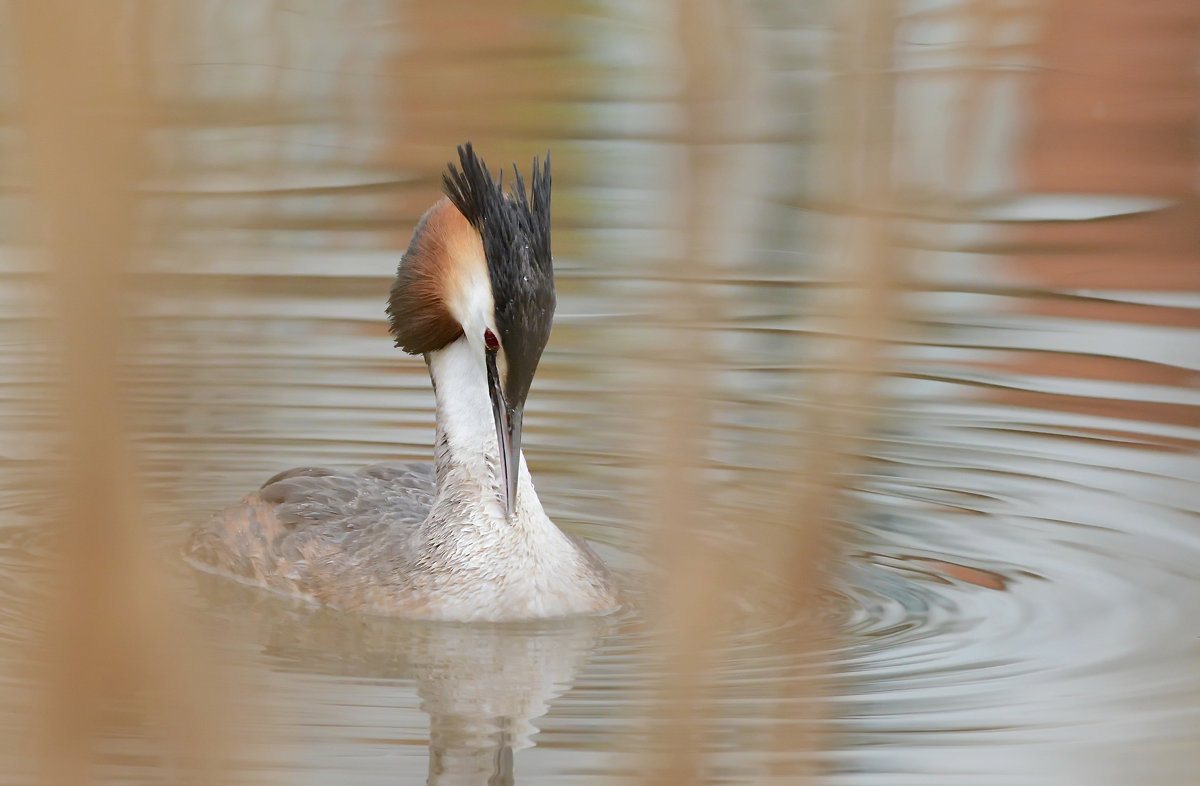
409;336;616;621
425;336;546;526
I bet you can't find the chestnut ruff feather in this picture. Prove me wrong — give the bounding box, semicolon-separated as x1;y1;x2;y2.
386;199;472;354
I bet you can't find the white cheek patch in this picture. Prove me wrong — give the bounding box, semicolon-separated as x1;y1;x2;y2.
445;248;507;383
437;221;510;381
451;270;496;350
444;236;487;317
441;225;495;342
458;271;495;335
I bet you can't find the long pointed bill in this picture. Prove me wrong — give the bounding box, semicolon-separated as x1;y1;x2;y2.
485;352;523;519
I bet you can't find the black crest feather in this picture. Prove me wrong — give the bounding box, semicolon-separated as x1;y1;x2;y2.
442;143;556;408
442;142;553;285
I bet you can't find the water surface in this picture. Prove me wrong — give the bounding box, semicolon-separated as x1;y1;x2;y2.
0;2;1198;784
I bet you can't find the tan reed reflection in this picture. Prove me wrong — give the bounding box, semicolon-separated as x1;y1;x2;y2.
768;1;901;776
641;1;741;781
15;4;231;783
642;0;902;783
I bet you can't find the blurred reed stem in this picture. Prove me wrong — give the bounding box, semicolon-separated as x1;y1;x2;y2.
643;1;735;782
764;0;900;774
16;3;228;783
774;0;900;612
645;0;901;783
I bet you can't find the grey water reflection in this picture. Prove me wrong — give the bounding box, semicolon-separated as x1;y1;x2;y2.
1;1;1199;785
192;573;614;785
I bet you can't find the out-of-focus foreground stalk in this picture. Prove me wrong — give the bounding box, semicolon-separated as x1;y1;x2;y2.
642;0;741;782
766;0;900;773
15;4;227;783
644;0;900;783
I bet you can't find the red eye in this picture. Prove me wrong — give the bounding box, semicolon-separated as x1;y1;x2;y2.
483;328;500;352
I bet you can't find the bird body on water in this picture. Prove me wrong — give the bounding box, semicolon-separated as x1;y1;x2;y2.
187;145;618;622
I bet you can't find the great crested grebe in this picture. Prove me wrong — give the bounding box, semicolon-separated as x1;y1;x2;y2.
187;144;617;622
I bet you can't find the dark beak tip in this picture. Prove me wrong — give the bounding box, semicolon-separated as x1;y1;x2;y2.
503;407;523;520
485;350;525;520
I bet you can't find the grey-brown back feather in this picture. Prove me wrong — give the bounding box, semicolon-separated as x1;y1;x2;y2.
187;462;437;610
261;463;434;531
